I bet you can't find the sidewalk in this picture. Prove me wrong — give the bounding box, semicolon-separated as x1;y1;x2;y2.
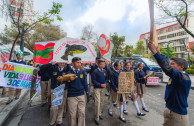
0;88;28;126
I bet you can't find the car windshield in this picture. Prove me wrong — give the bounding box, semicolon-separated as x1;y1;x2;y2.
141;58;158;66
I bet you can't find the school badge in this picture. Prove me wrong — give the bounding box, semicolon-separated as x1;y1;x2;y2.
80;74;83;78
53;72;57;75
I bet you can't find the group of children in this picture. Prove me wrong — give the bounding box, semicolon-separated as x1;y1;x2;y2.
37;56;150;126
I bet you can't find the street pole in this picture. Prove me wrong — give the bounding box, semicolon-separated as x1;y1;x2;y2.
188;52;190;68
20;26;25;52
167;43;169;62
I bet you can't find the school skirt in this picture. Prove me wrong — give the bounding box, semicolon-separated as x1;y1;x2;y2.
109;89;127;102
136;83;146;95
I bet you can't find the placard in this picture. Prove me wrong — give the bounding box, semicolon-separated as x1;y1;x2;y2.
52;84;65;107
53;37;96;63
0;62;41;92
147;77;159;85
118;72;134;93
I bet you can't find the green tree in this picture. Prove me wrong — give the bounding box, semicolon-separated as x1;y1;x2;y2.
133;40;145;55
0;24;67;52
155;0;194;38
110;32;125;58
159;46;176;59
123;45;133;57
4;1;63;60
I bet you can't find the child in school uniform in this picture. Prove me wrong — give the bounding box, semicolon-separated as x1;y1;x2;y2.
108;62;127;123
123;62;146;116
67;57;89;126
134;63;149;113
148;41;191;126
92;59;108;125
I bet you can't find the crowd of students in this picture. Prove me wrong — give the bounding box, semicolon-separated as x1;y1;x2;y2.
5;41;192;126
36;56;151;126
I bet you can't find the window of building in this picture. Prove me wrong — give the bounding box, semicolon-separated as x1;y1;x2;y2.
10;6;15;12
168;26;176;32
160;29;166;34
17;8;23;14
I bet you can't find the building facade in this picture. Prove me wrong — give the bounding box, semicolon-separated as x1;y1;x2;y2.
139;15;194;59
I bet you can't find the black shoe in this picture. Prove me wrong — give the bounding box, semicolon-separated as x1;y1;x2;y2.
99;115;103;120
63;112;66;118
56;123;64;126
15;96;19;100
113;103;117;107
119;116;126;123
6;99;13;105
108;109;113;116
126;101;128;104
94;119;100;125
137;112;146;116
142;107;149;112
123;110;128;115
41;103;46;107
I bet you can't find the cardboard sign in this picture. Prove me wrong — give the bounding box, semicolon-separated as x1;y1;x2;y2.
97;34;114;61
52;84;64;107
33;41;56;64
53;37;96;63
118;72;134;93
147;77;159;85
0;62;41;92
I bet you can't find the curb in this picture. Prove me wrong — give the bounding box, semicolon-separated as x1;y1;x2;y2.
0;89;29;126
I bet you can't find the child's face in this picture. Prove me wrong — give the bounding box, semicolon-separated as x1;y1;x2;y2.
57;62;66;68
138;64;143;70
170;60;184;71
125;63;131;70
115;64;121;70
120;63;123;68
99;62;105;69
72;60;81;69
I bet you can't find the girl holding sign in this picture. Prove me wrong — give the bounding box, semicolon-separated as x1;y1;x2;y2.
123;62;146;116
134;63;149;113
108;62;126;123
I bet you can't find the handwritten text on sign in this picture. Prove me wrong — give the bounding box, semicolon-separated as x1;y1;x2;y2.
147;77;159;85
118;72;134;93
52;84;64;107
0;62;41;92
53;37;96;63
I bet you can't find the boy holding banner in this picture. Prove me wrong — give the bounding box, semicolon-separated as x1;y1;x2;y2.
6;51;25;105
42;61;67;126
92;59;108;125
66;57;89;126
148;41;191;126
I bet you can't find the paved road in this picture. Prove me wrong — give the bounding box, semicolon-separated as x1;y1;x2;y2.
4;83;194;126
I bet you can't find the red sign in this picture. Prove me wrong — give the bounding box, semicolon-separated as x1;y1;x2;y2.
97;34;111;57
147;77;159;85
188;41;194;52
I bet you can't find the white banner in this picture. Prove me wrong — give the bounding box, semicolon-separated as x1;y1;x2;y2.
52;84;65;107
53;37;96;63
147;77;159;85
0;62;41;92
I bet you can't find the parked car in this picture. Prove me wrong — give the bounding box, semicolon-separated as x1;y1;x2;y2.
112;57;163;82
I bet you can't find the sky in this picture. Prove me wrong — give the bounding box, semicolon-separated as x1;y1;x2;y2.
34;0;162;47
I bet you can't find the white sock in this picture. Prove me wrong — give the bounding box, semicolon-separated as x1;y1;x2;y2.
140;98;146;109
109;102;113;112
134;101;140;114
120;105;124;118
136;94;139;100
123;101;127;111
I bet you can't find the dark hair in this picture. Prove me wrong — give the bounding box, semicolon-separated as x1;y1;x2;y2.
72;57;81;63
98;59;105;64
171;58;188;71
137;62;143;67
96;57;100;60
125;62;130;66
114;62;120;68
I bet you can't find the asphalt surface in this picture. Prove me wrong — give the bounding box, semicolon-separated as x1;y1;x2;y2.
3;83;194;126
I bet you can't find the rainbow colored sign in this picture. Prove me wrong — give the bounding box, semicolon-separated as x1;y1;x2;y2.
0;62;41;92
